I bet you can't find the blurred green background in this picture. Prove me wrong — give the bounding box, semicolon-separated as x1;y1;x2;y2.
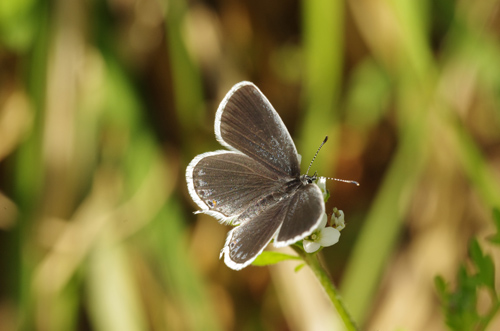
1;0;500;330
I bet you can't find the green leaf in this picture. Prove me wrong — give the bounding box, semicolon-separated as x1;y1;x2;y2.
294;264;306;272
494;208;500;223
469;239;495;289
436;263;481;330
469;238;483;263
448;265;479;330
324;189;331;203
436;223;500;331
434;276;447;298
487;208;500;245
478;255;495;290
251;251;301;267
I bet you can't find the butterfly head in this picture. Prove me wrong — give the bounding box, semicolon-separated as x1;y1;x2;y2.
301;172;318;185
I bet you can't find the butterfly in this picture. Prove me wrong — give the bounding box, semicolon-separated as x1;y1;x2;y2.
186;82;326;270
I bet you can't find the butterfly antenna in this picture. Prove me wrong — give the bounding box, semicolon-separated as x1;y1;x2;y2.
306;136;329;175
307;136;360;186
322;176;360;186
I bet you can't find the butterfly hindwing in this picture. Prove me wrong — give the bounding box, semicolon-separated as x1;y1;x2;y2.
274;184;325;246
220;183;325;269
220;198;288;270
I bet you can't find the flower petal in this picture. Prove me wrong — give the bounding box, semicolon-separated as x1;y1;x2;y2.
303;240;321;253
319;228;340;247
317;177;327;199
318;213;327;229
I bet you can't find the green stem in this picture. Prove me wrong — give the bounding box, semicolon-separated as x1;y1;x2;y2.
292;246;358;331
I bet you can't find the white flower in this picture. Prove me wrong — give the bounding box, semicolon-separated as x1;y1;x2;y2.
317;177;328;201
332;208;345;231
303;213;341;253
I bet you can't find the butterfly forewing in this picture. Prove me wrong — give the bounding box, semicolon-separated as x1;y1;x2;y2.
215;82;301;177
186;150;285;223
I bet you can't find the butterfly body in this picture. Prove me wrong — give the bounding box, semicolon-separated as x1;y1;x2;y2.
235;174;317;224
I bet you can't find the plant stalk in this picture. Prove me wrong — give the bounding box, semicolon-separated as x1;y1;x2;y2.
292;246;358;331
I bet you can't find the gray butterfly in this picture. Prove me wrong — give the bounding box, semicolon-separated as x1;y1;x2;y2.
186;82;325;270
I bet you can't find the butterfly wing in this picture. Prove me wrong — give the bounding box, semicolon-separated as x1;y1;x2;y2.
220;183;325;270
186;150;285;223
215;81;301;177
220;198;289;270
274;184;325;246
